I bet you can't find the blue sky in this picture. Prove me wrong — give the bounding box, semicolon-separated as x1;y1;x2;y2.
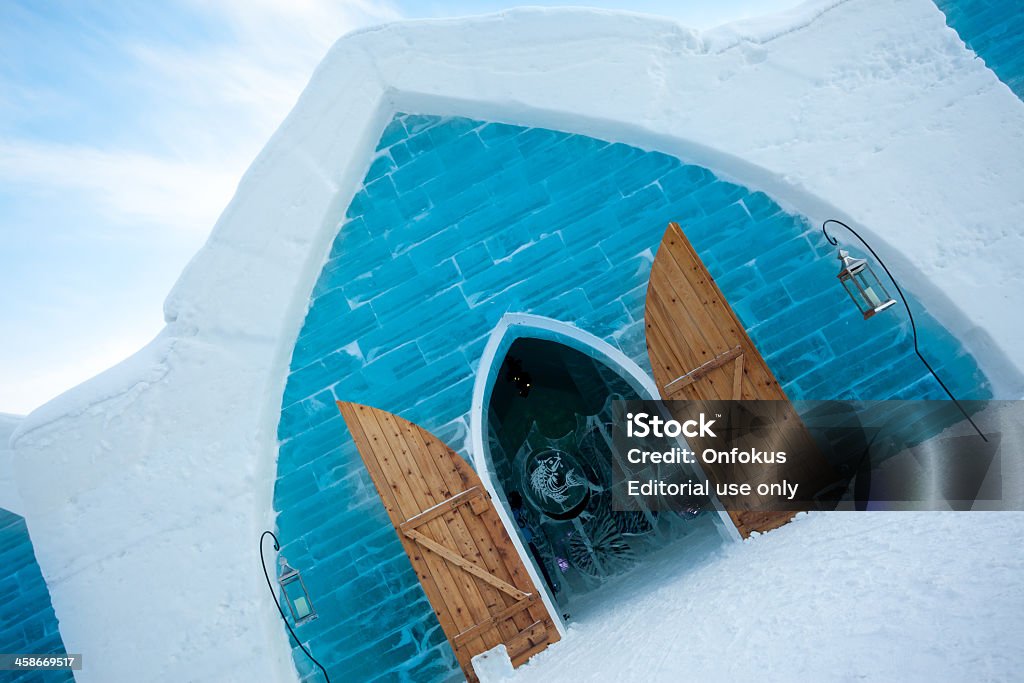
0;0;798;415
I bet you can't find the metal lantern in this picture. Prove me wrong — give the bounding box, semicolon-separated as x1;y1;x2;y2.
819;218;987;442
278;556;317;626
836;249;897;319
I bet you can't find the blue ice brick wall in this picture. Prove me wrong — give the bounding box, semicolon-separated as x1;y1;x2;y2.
0;509;73;683
273;114;991;681
934;0;1024;99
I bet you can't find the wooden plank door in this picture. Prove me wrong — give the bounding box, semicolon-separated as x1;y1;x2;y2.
644;223;837;537
337;401;559;681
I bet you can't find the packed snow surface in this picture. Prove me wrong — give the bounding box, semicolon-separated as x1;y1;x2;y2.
512;512;1024;683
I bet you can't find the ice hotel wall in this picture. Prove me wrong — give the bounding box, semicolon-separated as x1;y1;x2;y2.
935;0;1024;99
272;114;991;681
0;509;73;683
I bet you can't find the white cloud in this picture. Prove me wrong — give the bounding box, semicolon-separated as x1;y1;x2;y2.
1;0;402;415
2;0;402;236
197;0;401;63
0;140;238;234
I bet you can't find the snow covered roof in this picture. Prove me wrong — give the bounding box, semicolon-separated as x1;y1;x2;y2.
8;1;1024;681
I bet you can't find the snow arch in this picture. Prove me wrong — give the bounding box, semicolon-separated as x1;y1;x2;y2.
469;313;657;480
466;315;662;633
468;314;740;559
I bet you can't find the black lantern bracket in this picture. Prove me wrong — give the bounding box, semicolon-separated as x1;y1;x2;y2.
260;530;332;683
821;219;987;442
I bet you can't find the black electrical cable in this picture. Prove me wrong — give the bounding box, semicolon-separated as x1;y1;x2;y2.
822;219;987;442
260;530;332;683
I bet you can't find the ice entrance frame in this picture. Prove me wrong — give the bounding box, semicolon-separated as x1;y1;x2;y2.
469;314;740;621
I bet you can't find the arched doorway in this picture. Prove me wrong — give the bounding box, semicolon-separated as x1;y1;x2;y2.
470;315;733;620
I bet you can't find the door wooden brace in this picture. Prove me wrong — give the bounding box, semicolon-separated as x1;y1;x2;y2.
452;595;538;647
403;527;531;601
664;345;743;395
400;487;485;532
507;621;550;665
731;353;745;398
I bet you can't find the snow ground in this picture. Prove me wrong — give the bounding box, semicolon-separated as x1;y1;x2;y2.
512;512;1024;683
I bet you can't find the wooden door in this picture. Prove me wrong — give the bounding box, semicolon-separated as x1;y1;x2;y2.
337;401;559;681
644;223;836;537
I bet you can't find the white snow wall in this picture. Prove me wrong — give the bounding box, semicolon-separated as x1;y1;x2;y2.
1;414;23;514
9;1;1024;681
